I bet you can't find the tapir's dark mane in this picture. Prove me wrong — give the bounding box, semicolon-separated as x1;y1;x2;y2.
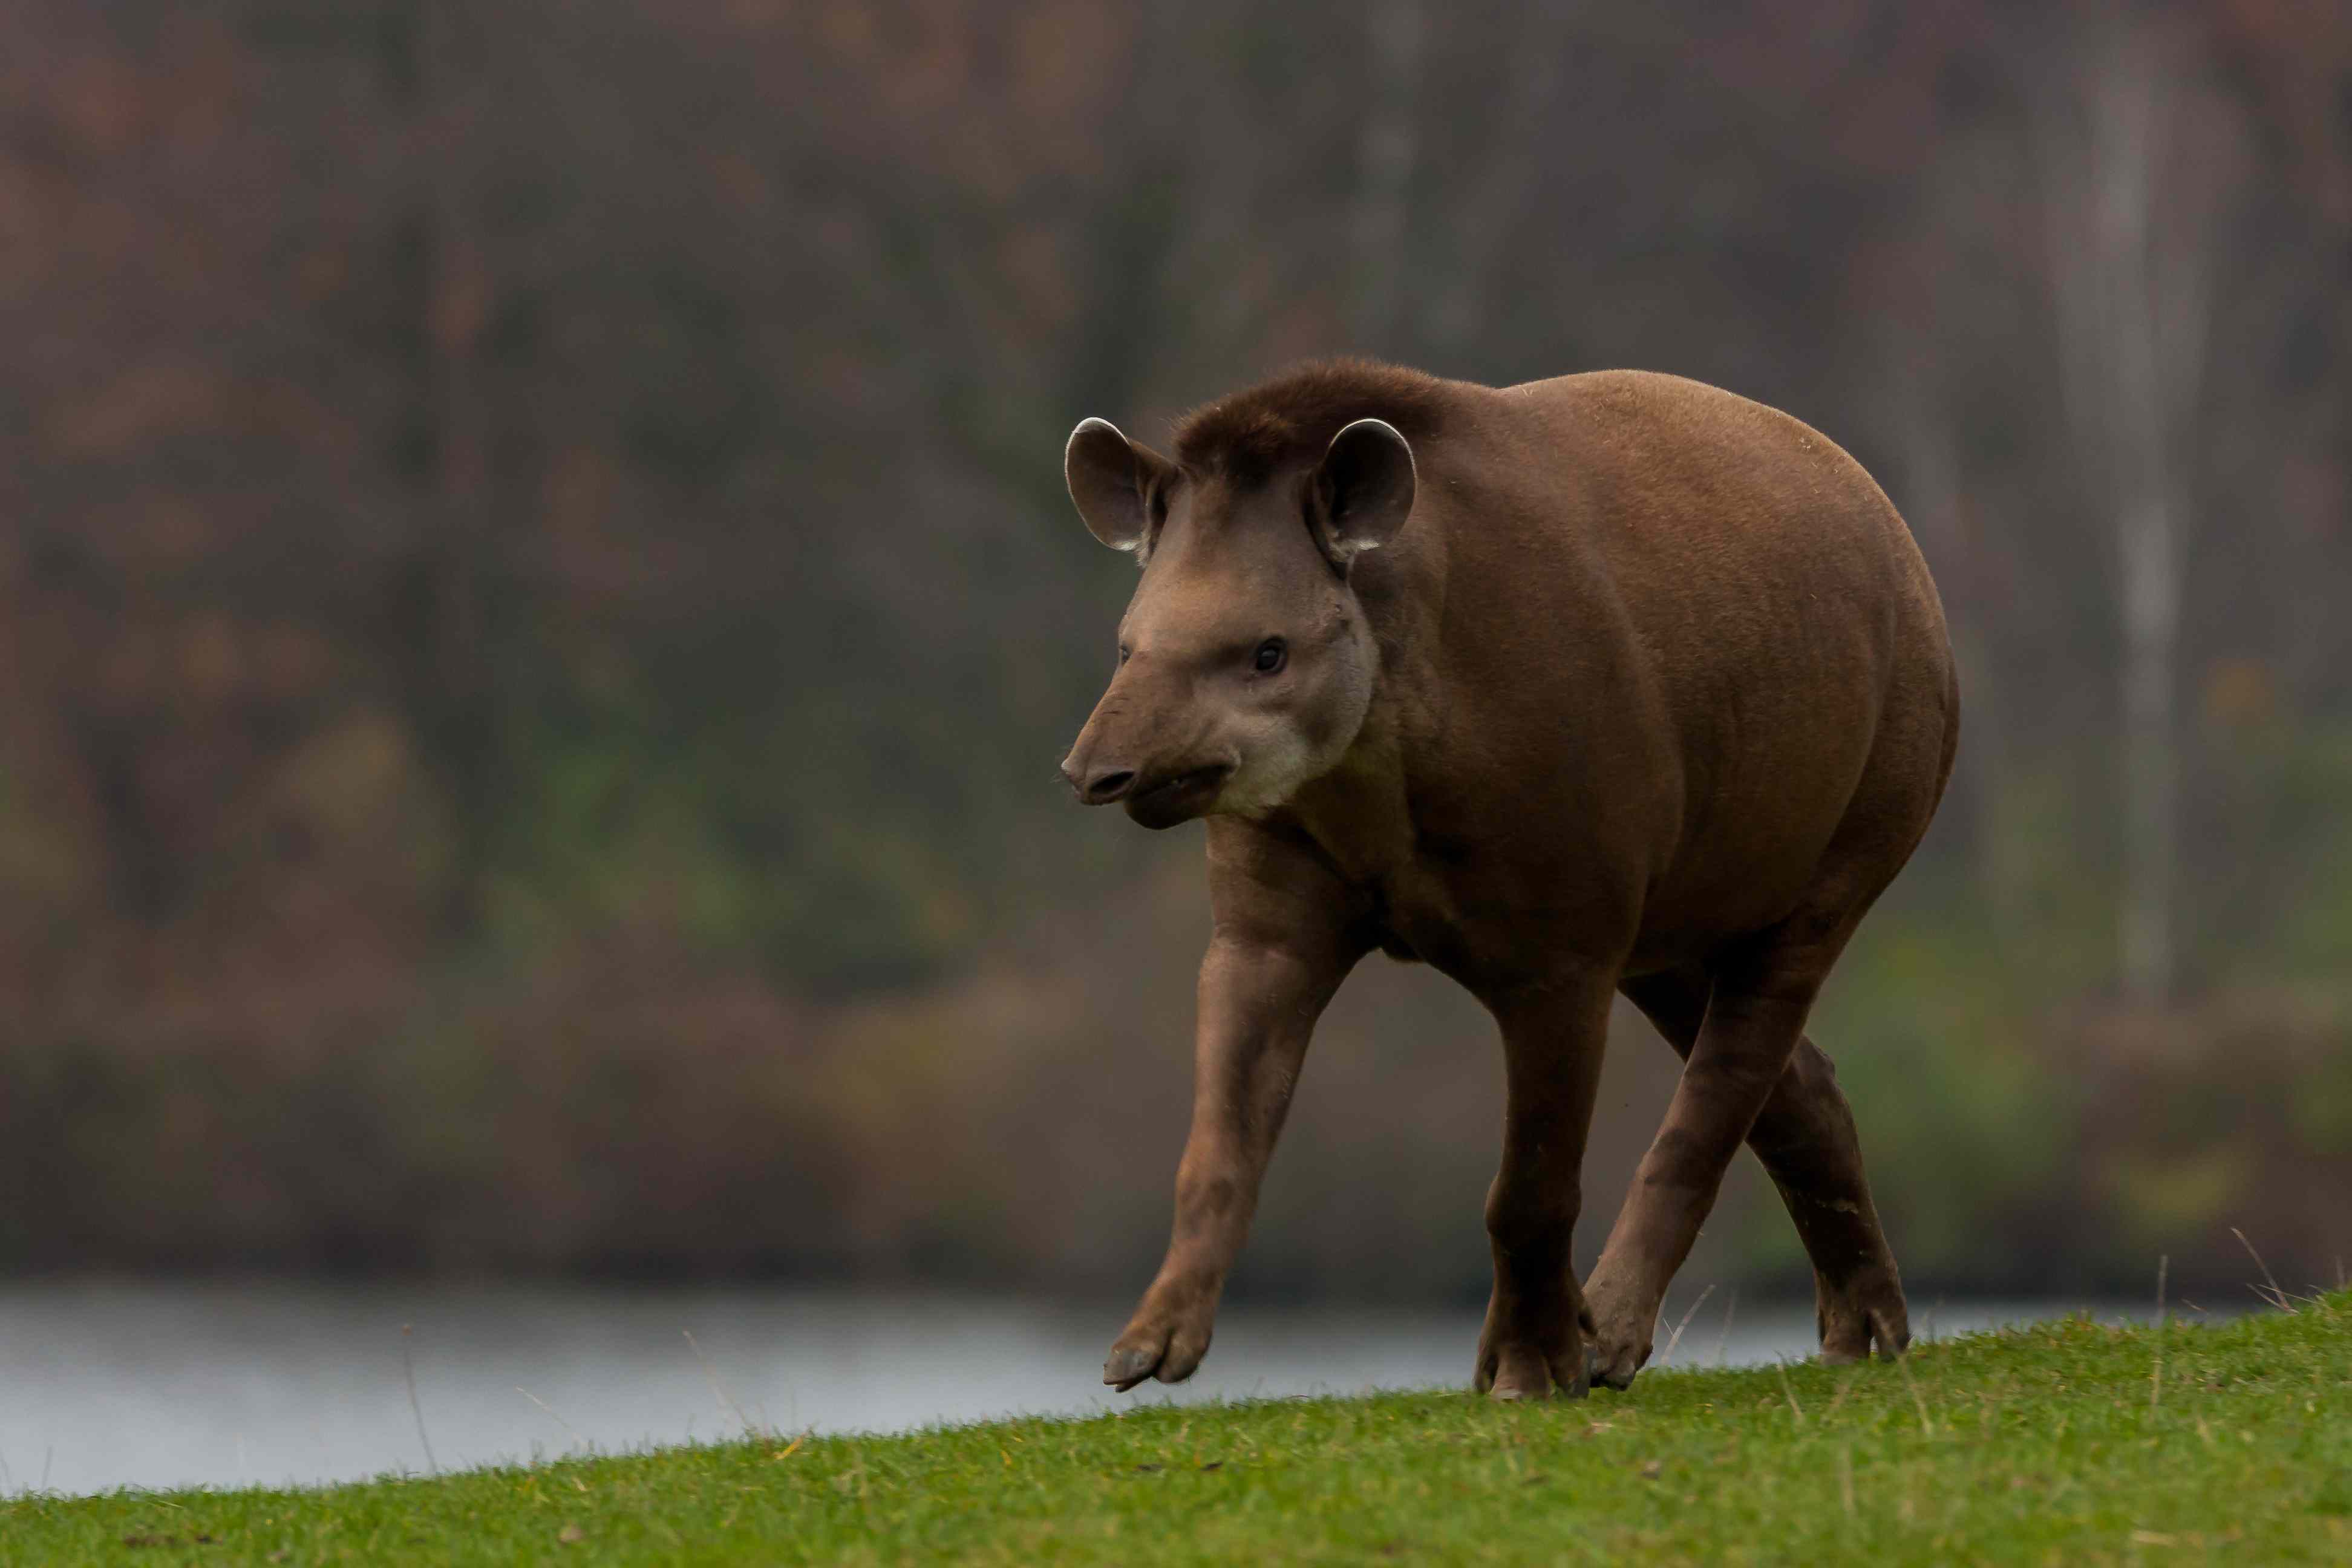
1171;358;1446;486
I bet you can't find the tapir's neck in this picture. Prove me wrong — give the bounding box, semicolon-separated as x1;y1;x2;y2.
1276;534;1454;872
1261;689;1413;891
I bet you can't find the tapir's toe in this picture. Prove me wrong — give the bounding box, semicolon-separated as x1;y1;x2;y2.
1486;1344;1550;1400
1103;1310;1212;1391
1582;1273;1658;1390
1477;1337;1590;1402
1815;1271;1910;1365
1586;1322;1652;1390
1103;1344;1160;1390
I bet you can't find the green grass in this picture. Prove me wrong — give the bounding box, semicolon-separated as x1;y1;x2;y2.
7;1292;2348;1565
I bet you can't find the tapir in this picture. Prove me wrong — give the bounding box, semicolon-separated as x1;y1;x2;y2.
1057;359;1958;1399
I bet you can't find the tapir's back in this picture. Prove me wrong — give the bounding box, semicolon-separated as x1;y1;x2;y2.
1403;369;1958;954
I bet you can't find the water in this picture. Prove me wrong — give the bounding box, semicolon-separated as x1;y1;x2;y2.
0;1284;2166;1496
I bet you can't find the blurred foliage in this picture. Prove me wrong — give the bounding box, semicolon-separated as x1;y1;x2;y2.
0;0;2348;1293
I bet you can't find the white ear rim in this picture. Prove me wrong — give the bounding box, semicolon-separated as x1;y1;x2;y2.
1065;417;1145;554
1065;416;1128;462
1322;417;1416;561
1331;416;1410;452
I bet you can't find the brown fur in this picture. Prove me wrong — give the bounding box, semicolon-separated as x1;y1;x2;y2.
1060;362;1960;1401
1172;357;1448;485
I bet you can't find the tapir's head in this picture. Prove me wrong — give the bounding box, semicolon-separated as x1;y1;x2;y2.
1057;414;1416;829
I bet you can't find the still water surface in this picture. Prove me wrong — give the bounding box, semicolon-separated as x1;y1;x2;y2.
0;1284;2164;1495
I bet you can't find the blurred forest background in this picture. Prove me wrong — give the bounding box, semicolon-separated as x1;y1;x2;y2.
2;0;2349;1302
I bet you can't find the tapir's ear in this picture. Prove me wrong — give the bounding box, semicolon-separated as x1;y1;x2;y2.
1310;417;1416;571
1065;418;1174;557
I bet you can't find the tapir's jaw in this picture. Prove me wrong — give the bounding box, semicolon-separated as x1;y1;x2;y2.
1122;762;1235;829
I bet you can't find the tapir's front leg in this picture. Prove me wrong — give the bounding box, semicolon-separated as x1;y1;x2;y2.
1474;966;1615;1400
1104;825;1364;1390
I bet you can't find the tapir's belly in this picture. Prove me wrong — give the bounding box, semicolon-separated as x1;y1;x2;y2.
1376;678;1892;987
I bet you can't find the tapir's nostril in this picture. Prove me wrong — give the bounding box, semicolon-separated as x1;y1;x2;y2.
1082;768;1137;804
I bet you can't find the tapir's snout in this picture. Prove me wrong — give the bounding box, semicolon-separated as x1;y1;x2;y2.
1060;757;1137;805
1062;681;1236;828
1060;748;1233;828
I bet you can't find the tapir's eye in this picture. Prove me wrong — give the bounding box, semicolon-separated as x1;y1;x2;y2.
1253;638;1287;674
1117;645;1131;667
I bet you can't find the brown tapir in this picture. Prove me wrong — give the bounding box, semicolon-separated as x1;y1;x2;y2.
1058;359;1958;1399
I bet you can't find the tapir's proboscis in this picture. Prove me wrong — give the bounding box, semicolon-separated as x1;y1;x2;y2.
1057;361;1958;1399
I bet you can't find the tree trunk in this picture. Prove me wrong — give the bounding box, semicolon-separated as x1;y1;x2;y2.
2037;21;2214;1008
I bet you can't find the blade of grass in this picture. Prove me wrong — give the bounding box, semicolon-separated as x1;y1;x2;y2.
1772;1357;1805;1425
2232;1228;2292;1312
1656;1284;1716;1368
686;1330;761;1440
403;1324;437;1476
1892;1340;1934;1438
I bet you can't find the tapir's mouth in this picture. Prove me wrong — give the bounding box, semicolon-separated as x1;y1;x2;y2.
1123;763;1234;829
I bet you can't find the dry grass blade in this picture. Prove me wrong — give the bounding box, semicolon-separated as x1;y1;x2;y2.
1823;1364;1867;1421
685;1330;761;1439
402;1324;437;1475
1713;1287;1739;1367
2230;1228;2293;1313
2150;1255;2167;1412
518;1387;586;1451
1891;1341;1934;1439
1772;1357;1805;1425
1656;1284;1716;1368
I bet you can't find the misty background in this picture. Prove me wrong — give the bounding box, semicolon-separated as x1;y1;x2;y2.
3;0;2349;1324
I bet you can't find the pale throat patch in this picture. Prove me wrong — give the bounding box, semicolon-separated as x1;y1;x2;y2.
1214;730;1317;819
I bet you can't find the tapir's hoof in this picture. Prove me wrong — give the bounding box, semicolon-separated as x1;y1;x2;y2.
1103;1346;1158;1390
1586;1334;1651;1391
1817;1273;1910;1365
1477;1341;1590;1402
1583;1283;1657;1390
1103;1310;1212;1391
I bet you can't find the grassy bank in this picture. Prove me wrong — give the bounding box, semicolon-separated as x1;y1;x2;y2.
7;1291;2348;1564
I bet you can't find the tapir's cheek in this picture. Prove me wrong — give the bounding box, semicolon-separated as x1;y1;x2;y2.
1293;670;1363;752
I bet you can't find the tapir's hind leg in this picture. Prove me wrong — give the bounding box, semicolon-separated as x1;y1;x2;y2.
1581;935;1826;1389
1586;671;1947;1389
1618;965;1909;1368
